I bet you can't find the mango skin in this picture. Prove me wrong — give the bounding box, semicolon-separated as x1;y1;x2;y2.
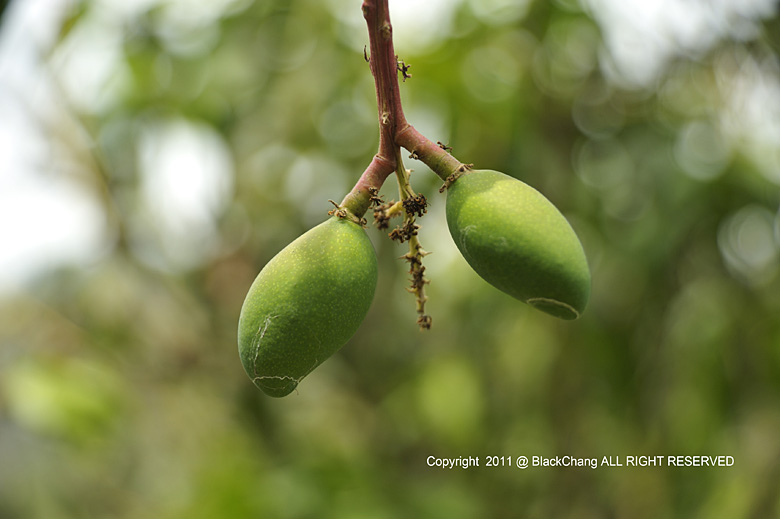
238;216;377;397
445;169;590;319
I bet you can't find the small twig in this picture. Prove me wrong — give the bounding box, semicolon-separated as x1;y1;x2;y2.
392;150;431;330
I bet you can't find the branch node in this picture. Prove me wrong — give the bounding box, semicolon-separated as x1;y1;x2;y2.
437;141;453;153
438;164;473;193
328;200;367;227
372;195;403;230
368;187;384;206
397;58;412;82
388;220;418;243
402;193;428;218
417;315;432;330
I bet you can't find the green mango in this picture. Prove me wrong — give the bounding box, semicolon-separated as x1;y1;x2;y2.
238;216;377;397
445;169;590;320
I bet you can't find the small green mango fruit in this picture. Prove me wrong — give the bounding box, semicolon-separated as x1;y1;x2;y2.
238;216;377;397
445;169;590;319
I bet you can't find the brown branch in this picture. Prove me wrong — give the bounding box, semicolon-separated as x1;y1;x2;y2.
340;154;395;217
363;0;408;162
360;1;463;183
396;125;464;181
340;0;409;218
340;0;465;217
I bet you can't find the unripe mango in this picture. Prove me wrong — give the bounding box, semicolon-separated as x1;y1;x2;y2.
445;169;590;319
238;216;377;397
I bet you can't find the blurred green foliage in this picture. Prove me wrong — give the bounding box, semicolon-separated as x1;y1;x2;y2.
1;0;780;517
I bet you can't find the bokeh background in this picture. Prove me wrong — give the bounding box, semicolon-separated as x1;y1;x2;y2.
2;0;780;517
